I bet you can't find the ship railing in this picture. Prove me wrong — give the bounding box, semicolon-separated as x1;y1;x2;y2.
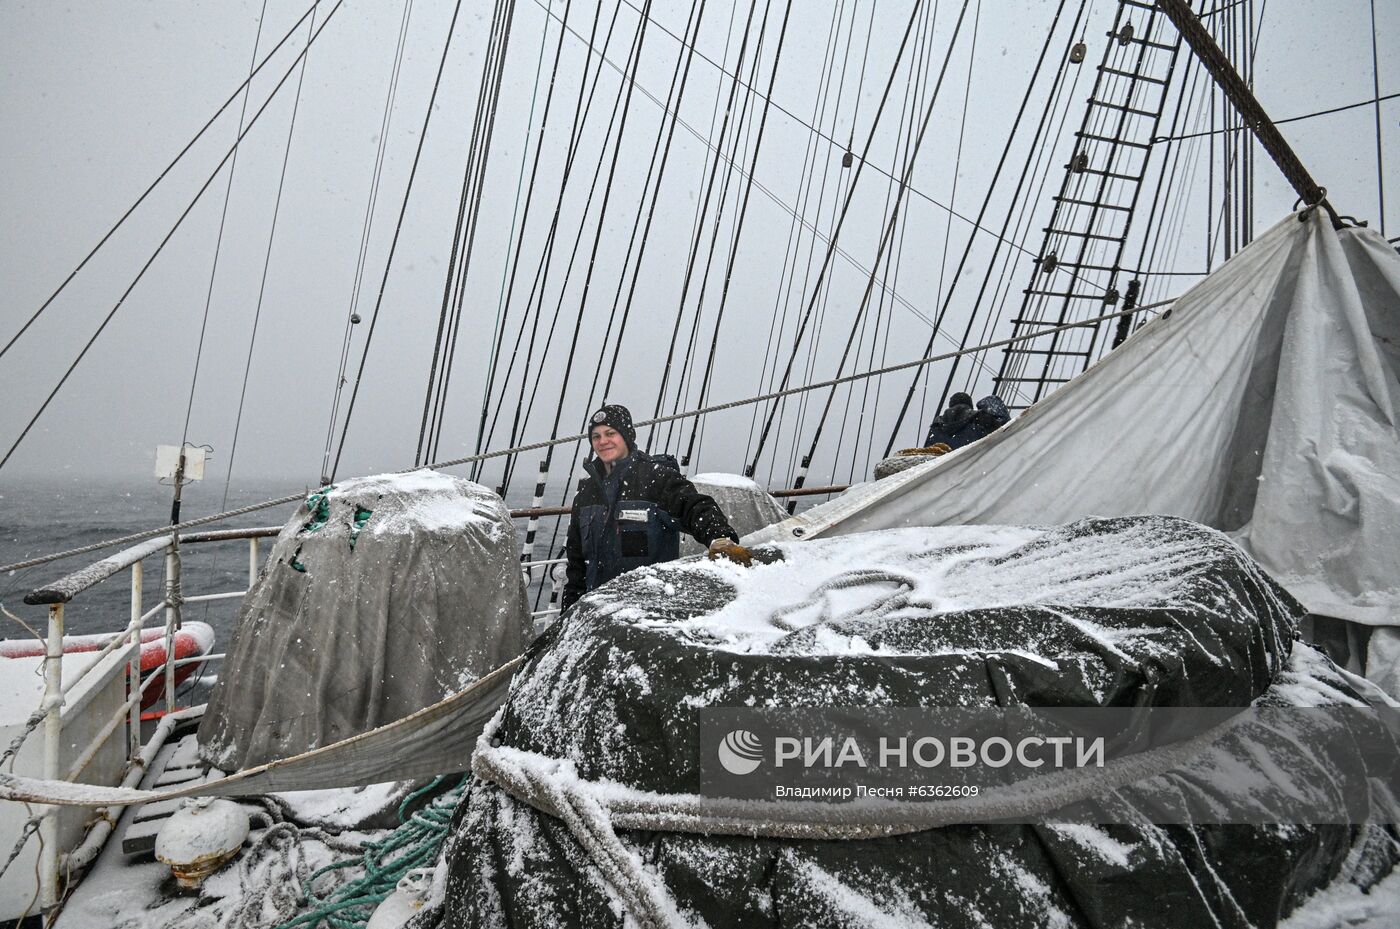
14;525;280;911
12;482;848;913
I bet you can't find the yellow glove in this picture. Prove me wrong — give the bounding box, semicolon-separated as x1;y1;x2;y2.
707;538;753;567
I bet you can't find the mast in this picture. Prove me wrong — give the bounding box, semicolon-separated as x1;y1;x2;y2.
1154;0;1334;216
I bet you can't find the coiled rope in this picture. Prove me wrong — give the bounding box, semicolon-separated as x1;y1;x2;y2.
275;774;469;929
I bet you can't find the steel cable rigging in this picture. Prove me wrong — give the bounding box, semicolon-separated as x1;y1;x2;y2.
659;28;766;458
314;0;416;482
838;0;943;483
531;0;661;476
223;0;332;502
418;0;518;467
742;0;934;480
746;1;856;476
0;0;323;365
182;0;274;451
539;0;986;353
665;23;769;456
777;0;924;490
879;0;1082;456
1132;1;1265;315
468;9;557;483
1010;17;1141;385
740;0;849;466
648;0;766;454
917;0;979;427
783;0;977;500
1154;90;1400;144
678;0;794;467
785;0;917;487
474;1;625;488
1;0;349;474
975;17;1100;399
326;0;476;479
492;1;645;493
694;0;834;467
990;1;1169;402
468;0;576;481
0;297;1171;577
769;0;891;487
595;0;710;401
507;0;660;576
1121;38;1208;313
528;0;712;603
610;0;1034;258
993;9;1109;391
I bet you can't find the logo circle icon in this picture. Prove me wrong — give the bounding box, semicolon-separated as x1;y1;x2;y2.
718;729;763;775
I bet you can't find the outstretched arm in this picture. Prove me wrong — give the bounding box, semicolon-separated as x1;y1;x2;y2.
658;471;739;547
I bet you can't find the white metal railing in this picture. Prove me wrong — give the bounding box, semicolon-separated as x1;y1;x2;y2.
523;557;566;569
12;528;272;914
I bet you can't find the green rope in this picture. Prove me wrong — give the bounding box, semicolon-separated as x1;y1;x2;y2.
348;505;373;550
301;486;335;535
274;774;470;929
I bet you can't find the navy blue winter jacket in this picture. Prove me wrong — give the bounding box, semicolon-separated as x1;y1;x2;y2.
923;395;1011;449
561;450;737;612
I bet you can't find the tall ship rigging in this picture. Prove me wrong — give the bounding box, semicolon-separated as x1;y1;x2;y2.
1;0;1397;926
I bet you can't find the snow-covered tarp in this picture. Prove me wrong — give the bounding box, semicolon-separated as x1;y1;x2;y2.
198;471;531;771
680;472;788;556
748;211;1400;659
421;516;1400;928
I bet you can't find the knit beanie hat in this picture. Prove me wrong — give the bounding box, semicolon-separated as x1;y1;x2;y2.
588;403;636;451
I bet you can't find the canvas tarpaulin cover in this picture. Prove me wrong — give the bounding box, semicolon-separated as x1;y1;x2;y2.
197;471;532;771
680;473;789;556
747;211;1400;640
421;516;1400;929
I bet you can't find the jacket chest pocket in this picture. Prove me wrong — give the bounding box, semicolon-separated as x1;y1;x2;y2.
616;503;679;561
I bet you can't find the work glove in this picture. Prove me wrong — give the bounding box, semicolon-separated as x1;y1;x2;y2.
897;443;953;457
707;537;753;567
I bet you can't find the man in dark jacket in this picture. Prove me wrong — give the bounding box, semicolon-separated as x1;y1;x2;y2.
923;393;1011;450
561;404;742;612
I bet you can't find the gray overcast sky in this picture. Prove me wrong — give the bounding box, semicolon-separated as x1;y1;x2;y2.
1;0;1393;494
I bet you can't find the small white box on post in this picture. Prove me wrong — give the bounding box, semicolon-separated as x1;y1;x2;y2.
155;445;206;482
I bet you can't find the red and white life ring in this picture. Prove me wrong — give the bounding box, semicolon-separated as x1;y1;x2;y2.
0;622;216;708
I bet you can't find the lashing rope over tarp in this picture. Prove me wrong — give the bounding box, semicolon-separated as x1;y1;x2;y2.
467;709;1246;929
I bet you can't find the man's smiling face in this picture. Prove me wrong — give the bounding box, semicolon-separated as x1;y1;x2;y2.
590;425;627;464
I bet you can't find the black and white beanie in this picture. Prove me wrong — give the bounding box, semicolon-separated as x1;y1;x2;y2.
588;403;636;451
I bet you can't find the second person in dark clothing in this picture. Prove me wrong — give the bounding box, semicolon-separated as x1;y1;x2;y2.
561;404;742;612
923;393;1011;450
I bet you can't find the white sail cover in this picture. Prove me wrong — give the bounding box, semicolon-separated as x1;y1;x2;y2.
750;210;1400;632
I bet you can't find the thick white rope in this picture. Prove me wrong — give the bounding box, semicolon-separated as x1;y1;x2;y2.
471;707;1240;843
466;704;1245;928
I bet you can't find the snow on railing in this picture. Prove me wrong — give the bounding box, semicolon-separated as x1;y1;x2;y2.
10;527;273;913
